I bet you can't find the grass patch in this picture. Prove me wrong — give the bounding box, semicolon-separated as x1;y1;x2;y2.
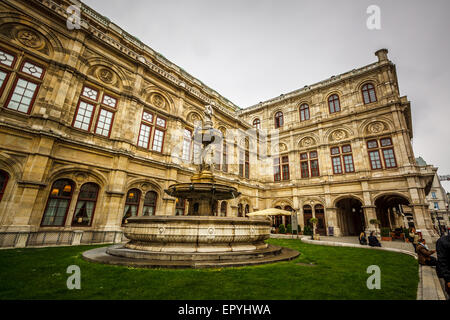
0;239;418;300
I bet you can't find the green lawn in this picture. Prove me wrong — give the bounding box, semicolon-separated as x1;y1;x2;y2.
0;239;418;300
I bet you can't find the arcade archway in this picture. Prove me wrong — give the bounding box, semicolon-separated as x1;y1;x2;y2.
375;194;410;230
336;198;365;236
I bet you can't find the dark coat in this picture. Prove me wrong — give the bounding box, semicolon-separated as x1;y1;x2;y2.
368;235;381;247
436;235;450;282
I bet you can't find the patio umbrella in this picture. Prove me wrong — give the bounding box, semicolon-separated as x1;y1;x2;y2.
247;208;294;216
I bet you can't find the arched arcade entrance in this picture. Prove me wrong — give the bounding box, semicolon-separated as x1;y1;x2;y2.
336;198;365;236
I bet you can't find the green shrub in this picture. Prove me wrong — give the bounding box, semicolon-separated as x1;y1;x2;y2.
278;224;286;234
292;230;298;235
286;224;292;233
403;228;410;238
380;227;391;237
303;225;312;236
297;225;302;233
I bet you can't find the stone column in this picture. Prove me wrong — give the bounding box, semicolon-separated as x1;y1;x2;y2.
100;191;125;231
325;207;339;236
363;205;377;234
71;230;83;245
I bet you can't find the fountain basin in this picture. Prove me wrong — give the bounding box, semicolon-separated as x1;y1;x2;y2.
123;215;271;252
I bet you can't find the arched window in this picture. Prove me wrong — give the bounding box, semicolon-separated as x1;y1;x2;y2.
238;203;243;217
41;179;74;226
274;112;284;129
303;205;313;227
143;191;157;216
328;94;340;114
253;118;261;129
299;104;310;121
245;204;250;217
72;183;99;226
122;189;141;224
0;170;9;202
362;83;377;104
220;201;227;217
314;204;325;235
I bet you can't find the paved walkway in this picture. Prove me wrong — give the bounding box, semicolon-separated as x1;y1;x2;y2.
270;234;446;300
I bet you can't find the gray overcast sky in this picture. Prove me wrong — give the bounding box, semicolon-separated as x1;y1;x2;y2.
83;0;450;192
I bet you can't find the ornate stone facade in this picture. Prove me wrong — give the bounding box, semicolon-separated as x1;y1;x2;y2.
0;0;437;247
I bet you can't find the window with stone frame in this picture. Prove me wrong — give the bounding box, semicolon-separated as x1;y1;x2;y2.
299;103;310;121
3;51;46;114
41;179;74;227
72;85;118;137
182;128;192;162
328;94;341;114
122;189;141;224
331;145;354;174
274;111;284;129
367;137;397;169
143;191;157;216
362;83;377;104
72;183;99;227
253;118;261;129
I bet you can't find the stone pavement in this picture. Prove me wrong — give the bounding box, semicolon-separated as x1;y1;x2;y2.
270;234;446;300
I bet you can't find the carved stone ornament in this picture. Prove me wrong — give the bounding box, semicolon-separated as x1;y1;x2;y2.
97;68;114;84
279;143;287;152
302;137;314;147
368;122;384;134
151;94;165;109
332;130;346;141
17;29;42;48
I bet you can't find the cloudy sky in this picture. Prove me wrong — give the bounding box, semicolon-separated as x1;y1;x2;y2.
83;0;450;192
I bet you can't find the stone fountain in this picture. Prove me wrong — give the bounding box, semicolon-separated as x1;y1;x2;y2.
83;105;299;268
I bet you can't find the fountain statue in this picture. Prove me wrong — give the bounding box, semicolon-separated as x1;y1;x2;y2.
83;105;299;268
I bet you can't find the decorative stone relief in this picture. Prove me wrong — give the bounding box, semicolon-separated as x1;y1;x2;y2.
151;93;166;109
75;173;87;183
330;129;347;142
17;29;42;48
367;121;385;134
301;137;315;147
97;67;114;84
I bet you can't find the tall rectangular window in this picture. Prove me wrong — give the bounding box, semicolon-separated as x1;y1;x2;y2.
239;150;244;177
151;116;166;153
245;151;250;179
138;123;151;149
6;60;45;114
332;156;342;174
73;100;95;131
222;140;228;172
367;137;397;170
152;128;164;152
273;157;281;181
73;86;98;131
310;151;320;177
341;145;354;173
281;156;289;180
300;153;309;178
182;129;192;162
94;93;117;137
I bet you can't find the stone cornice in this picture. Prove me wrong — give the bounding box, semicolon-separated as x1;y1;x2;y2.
239;61;392;114
30;0;241;117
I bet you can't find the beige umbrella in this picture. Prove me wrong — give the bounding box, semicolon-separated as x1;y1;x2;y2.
247;208;294;216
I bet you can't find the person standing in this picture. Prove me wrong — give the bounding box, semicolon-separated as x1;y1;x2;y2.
409;228;420;252
436;234;450;299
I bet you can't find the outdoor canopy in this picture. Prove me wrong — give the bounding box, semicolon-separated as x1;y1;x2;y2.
246;208;294;216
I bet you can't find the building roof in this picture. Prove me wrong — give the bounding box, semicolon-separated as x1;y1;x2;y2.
415;157;428;166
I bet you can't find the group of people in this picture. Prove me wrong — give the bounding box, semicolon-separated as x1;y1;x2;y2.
358;231;381;247
412;229;450;299
358;228;450;299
